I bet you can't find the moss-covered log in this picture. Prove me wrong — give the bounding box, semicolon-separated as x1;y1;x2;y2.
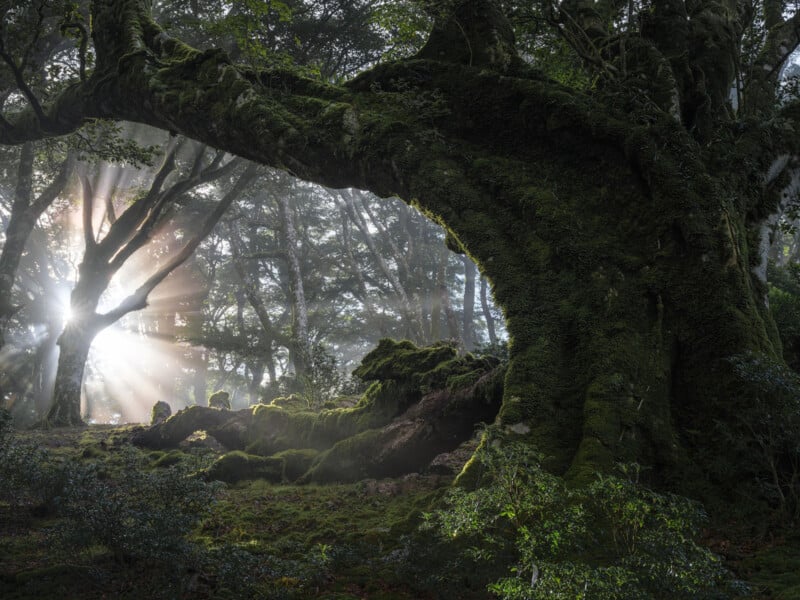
133;340;504;483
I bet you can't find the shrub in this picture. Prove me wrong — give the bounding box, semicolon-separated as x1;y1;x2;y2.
51;447;222;565
423;436;743;599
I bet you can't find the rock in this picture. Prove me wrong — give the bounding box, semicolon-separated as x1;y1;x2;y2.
150;401;172;425
208;390;231;410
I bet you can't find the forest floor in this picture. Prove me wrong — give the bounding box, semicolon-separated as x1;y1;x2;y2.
1;425;800;599
0;424;492;600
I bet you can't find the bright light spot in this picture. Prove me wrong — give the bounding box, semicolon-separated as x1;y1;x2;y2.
62;305;74;323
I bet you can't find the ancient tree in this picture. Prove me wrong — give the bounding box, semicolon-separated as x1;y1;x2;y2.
3;0;800;506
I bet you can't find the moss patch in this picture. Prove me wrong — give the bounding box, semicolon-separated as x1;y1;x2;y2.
205;451;283;484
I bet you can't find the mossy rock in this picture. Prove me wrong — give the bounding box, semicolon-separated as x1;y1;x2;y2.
206;451;284;484
150;400;172;425
269;394;310;411
305;429;385;483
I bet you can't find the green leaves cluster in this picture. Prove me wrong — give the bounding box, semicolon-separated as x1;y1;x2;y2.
0;415;220;568
423;438;741;599
52;447;221;565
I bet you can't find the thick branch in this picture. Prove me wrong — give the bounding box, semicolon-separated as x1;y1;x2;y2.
743;10;800;115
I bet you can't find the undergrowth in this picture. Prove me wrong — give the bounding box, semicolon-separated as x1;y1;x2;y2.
422;433;749;599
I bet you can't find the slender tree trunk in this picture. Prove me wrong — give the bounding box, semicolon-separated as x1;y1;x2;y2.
277;194;310;376
435;245;460;344
192;347;208;405
462;255;476;350
0;146;72;352
480;276;497;345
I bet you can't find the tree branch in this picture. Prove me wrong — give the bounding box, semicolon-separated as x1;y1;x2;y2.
81;174;97;249
743;9;800;115
97;163;258;329
0;35;49;128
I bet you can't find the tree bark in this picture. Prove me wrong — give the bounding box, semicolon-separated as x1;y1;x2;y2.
49;324;96;426
276;194;310;377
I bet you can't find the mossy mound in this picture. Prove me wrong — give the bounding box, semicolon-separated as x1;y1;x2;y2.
272;448;319;481
268;394;310;411
205;451;283;484
208;390;231;410
132;405;253;450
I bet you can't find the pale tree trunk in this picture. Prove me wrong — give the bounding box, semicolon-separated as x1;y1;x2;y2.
480;276;498;346
462;255;476;350
0;144;73;351
276;194;310;377
438;245;461;344
49;324;96;426
192;347;208;406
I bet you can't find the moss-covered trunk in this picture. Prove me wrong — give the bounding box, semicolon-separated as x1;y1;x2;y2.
422;120;780;499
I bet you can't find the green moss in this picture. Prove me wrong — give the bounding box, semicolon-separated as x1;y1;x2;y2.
208;390;231;410
271;448;319;481
352;338;457;383
206;451;284;484
269;394;310;411
304;429;385;483
151;449;188;468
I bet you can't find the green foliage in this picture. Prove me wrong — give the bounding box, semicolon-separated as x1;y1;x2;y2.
0;414;70;513
0;422;220;568
423;438;741;599
722;353;800;520
371;2;431;61
297;342;346;409
52;447;221;565
66;120;159;167
207;0;294;68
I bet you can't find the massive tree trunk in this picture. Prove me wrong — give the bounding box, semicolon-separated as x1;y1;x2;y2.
2;0;799;506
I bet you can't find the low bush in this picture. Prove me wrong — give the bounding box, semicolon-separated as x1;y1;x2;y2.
422;435;746;599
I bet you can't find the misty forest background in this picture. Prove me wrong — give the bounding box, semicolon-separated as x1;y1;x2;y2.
0;1;505;426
